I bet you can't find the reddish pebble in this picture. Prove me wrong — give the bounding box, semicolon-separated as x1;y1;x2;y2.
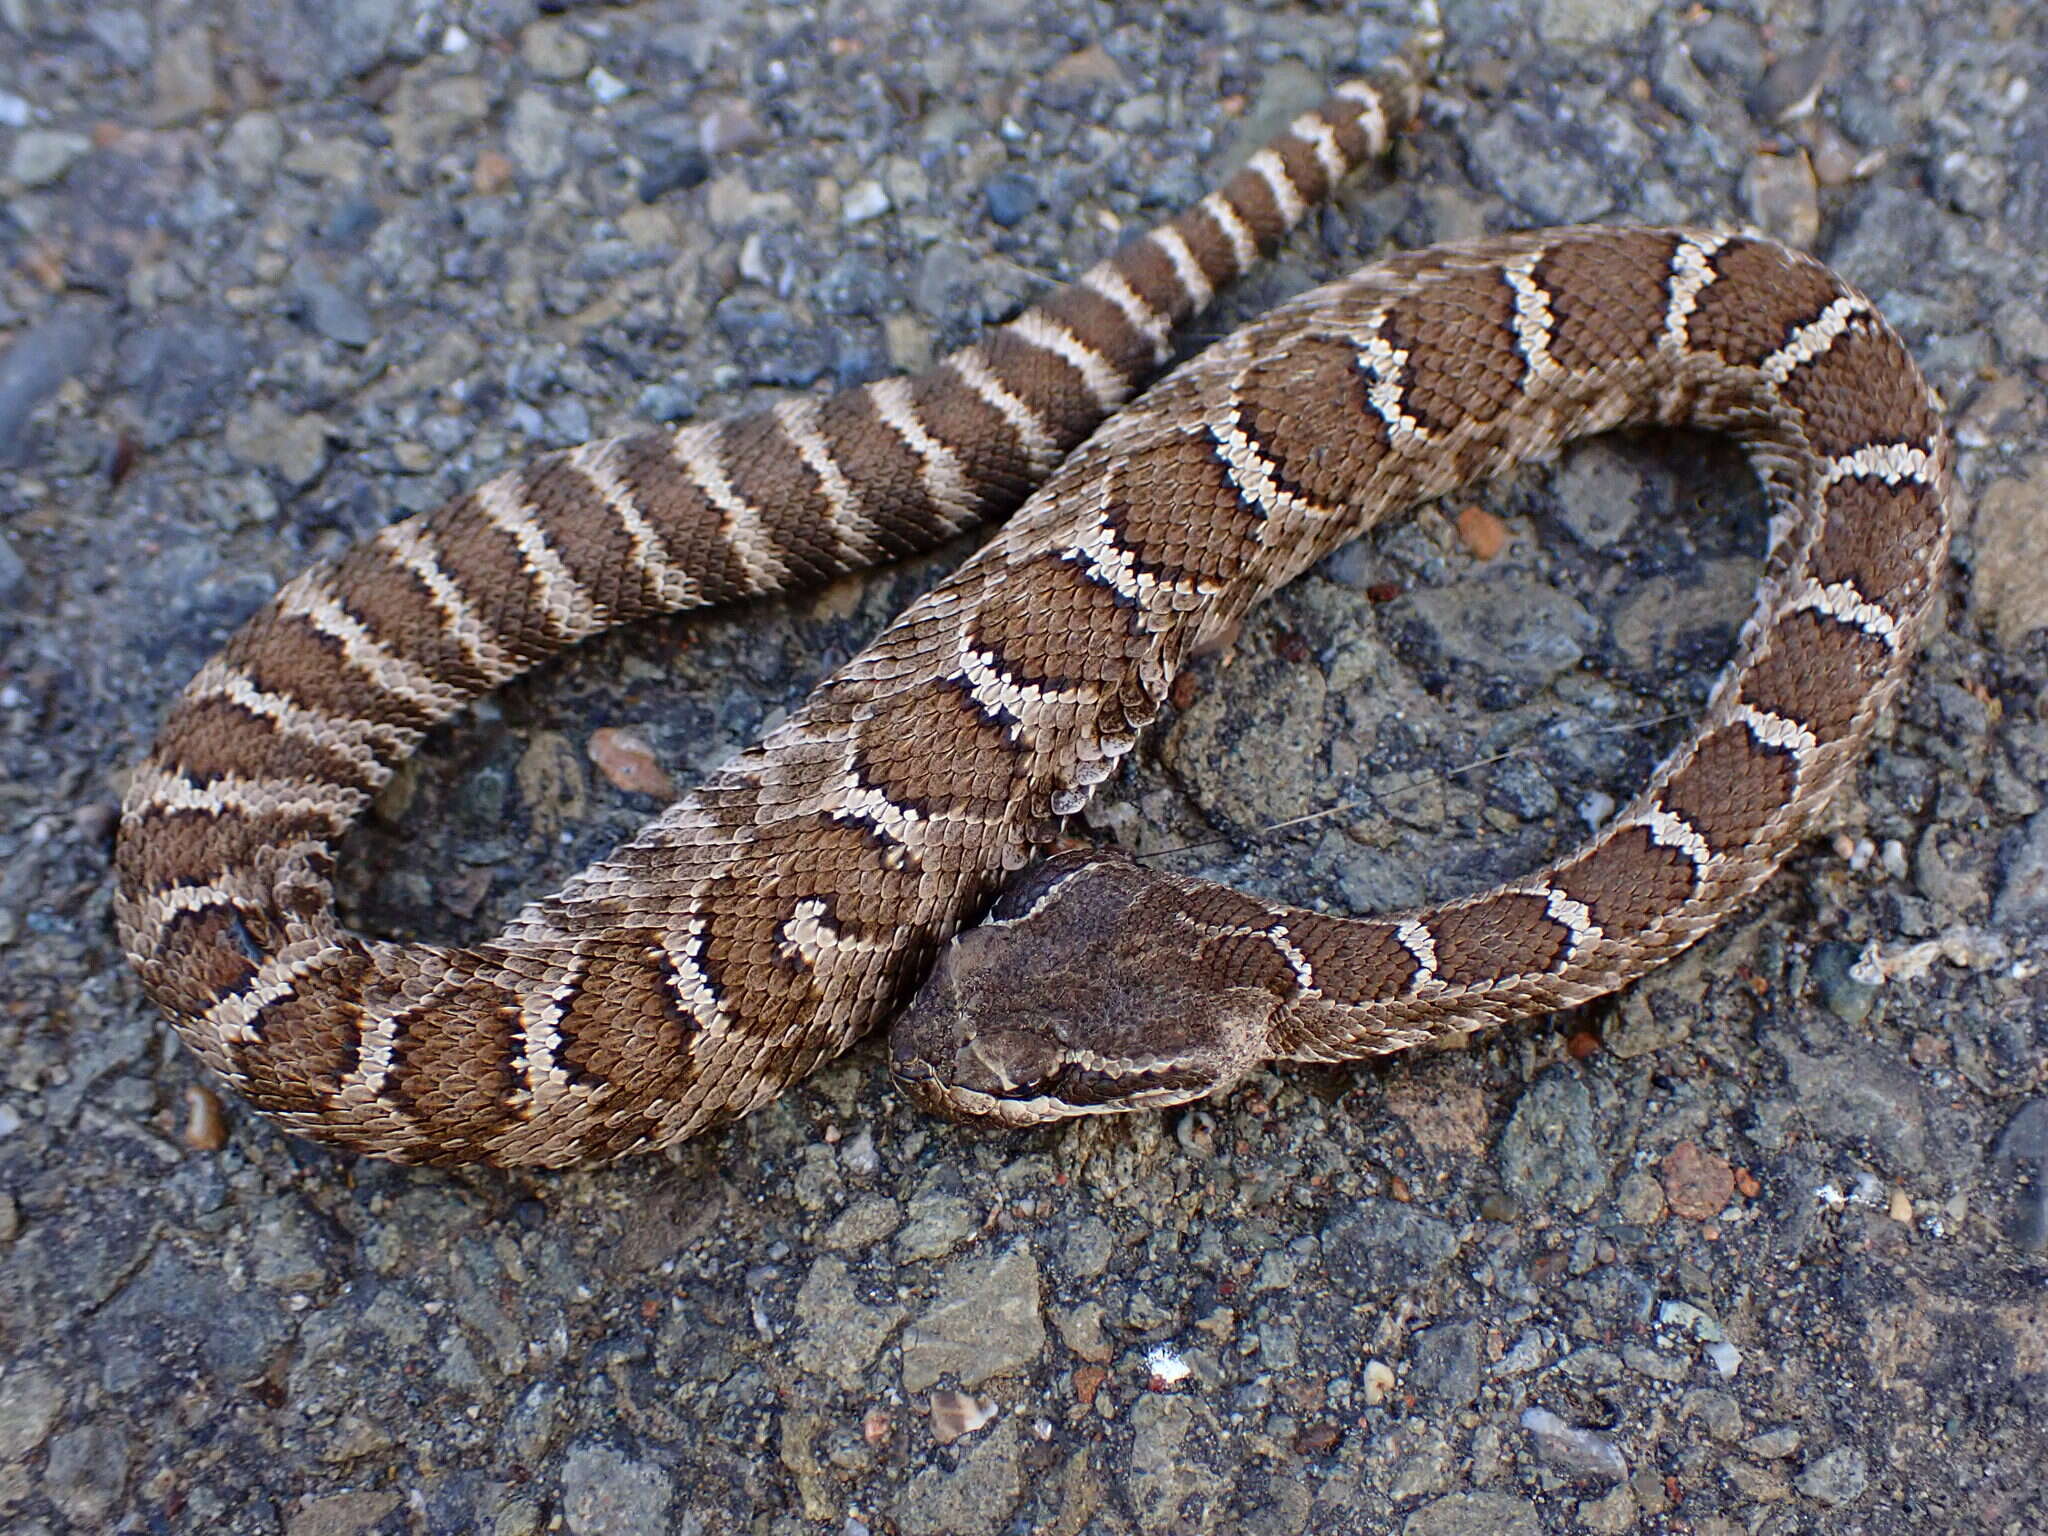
1456;505;1511;559
473;149;515;195
1660;1140;1736;1221
588;726;675;798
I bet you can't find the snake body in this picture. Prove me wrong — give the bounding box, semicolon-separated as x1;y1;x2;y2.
115;64;1953;1165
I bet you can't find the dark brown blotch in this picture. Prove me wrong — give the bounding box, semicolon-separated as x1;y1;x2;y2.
911;366;1036;516
608;431;758;605
1215;163;1287;253
717;413;848;587
325;535;494;695
1658;723;1798;848
1270;130;1333;211
1687;237;1845;368
1778;322;1940;459
124;803;343;894
1378;263;1528;434
964;552;1146;694
1168;204;1242;292
1811;477;1945;606
1038;285;1157;392
511;452;663;619
154;694;378;793
1530;229;1682;374
1111;236;1197;328
852;674;1024;818
143;902;264;1020
230;943;375;1118
423;487;559;662
1427;892;1573;987
1100;430;1263;585
814;387;952;556
380;969;524;1151
230;602;440;732
551;933;702;1098
1551;824;1701;938
1234;333;1391;507
1741;607;1895;740
1287;917;1422;1002
977;327;1103;457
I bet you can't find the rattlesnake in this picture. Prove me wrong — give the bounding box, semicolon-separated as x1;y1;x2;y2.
115;62;1953;1165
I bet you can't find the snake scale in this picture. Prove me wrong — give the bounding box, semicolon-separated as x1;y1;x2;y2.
115;61;1954;1166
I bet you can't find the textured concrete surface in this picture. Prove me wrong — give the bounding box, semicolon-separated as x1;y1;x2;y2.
2;0;2046;1531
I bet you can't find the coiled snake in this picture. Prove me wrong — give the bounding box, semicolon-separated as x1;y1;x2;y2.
115;62;1953;1165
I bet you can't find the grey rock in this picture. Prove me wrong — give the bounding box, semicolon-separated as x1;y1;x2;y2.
227;0;403;94
1994;810;2048;930
901;1245;1044;1392
1521;1406;1628;1481
1466;108;1612;224
1809;940;1879;1025
1391;578;1598;695
288;1488;404;1535
116;316;250;449
510;90;571;181
1685;14;1765;88
821;1194;902;1252
983;171;1039;228
1403;1490;1542;1536
291;270;375;347
521;20;591;81
1752;42;1835;124
221;111;285;180
558;1444;674;1535
1062;1216;1114;1278
1991;1098;2048;1251
1497;1068;1609;1212
1777;1039;1928;1174
226;401;332;487
1408;1318;1483;1406
0;1364;65;1460
892;1417;1021;1536
894;1189;979;1264
0;532;25;603
637;147;709;203
0;303;109;464
1537;0;1658;47
713;292;829;388
1128;1395;1224;1530
1796;1446;1869;1507
8;129;91;188
87;8;152;70
1322;1199;1460;1300
1552;440;1645;549
102;1241;294;1380
1163;656;1327;831
42;1419;133;1524
791;1255;904;1389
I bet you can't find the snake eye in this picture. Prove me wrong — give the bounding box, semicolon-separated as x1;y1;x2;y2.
961;1028;1067;1096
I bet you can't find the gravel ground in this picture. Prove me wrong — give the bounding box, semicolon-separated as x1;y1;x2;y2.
3;1;2046;1532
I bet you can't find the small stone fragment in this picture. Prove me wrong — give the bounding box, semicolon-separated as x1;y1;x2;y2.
184;1084;228;1151
1795;1446;1869;1507
928;1390;998;1445
1521;1406;1628;1481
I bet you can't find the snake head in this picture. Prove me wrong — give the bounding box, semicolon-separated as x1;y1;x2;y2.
889;848;1281;1126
